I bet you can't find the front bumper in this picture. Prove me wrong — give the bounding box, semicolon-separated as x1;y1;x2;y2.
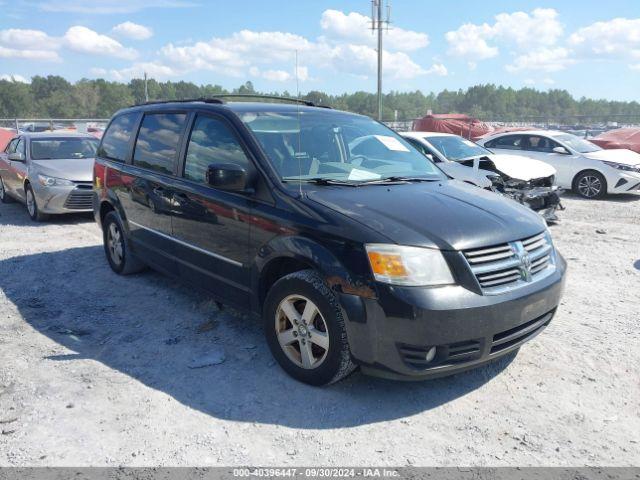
505;186;563;223
32;182;94;214
341;253;567;380
608;171;640;195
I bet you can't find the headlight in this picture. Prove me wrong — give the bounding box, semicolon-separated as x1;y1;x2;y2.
601;161;640;173
365;244;455;286
38;174;74;187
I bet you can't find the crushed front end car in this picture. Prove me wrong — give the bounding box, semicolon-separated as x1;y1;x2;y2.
490;174;563;223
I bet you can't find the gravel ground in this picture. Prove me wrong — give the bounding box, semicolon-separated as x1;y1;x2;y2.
0;194;639;466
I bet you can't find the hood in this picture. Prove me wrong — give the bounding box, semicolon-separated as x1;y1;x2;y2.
306;180;545;251
31;158;95;182
438;162;493;188
582;149;640;166
484;154;556;180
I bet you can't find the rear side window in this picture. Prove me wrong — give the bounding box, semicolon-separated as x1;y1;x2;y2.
486;135;524;150
133;113;187;175
99;113;138;162
184;115;251;183
524;135;559;153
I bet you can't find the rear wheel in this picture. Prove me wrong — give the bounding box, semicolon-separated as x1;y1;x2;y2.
0;176;13;203
264;270;356;386
102;211;146;275
573;170;607;199
25;184;49;222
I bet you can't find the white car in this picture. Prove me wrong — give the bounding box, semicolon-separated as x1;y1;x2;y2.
477;130;640;199
400;132;562;222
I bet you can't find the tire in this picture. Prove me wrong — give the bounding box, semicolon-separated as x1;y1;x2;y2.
25;183;49;222
0;176;13;203
264;270;356;386
102;211;146;275
573;170;607;199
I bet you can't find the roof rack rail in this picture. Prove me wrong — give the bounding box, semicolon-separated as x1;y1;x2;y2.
133;97;224;107
132;94;332;109
208;94;329;108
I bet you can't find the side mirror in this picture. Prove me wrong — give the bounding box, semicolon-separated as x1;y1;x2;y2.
552;146;570;155
206;163;252;192
8;152;25;162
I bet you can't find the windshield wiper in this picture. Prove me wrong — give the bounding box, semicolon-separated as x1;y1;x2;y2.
359;176;440;184
282;177;360;186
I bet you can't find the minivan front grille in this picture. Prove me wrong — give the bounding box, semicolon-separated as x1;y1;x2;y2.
463;232;555;294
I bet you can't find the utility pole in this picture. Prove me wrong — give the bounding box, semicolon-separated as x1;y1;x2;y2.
371;0;390;121
144;72;149;102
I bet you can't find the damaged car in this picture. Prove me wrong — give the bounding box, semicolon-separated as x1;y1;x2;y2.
401;132;563;222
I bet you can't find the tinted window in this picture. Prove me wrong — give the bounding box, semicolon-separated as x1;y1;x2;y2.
487;135;524;150
524;135;559;153
133;113;186;175
99;113;138;162
184;115;251;183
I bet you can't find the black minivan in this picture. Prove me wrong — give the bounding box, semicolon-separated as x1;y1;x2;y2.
93;97;566;385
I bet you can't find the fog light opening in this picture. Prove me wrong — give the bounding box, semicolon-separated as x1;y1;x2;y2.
425;346;437;363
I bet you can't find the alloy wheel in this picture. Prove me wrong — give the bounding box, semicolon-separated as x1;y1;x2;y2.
275;294;330;369
26;189;36;216
107;222;124;266
577;175;602;198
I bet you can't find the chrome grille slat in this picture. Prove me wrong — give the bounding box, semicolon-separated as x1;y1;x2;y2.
463;231;556;295
477;268;521;281
480;273;522;287
466;249;515;264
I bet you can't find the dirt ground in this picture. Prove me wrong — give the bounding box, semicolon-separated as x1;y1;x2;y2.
0;193;639;467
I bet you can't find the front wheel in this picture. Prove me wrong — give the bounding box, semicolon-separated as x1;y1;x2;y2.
264;270;356;386
573;170;607;199
25;184;49;222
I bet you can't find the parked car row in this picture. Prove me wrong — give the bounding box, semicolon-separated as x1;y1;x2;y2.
0;97;572;386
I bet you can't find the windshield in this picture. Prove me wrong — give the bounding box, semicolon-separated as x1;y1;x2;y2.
553;134;602;154
30;138;99;160
240;110;444;183
425;135;491;161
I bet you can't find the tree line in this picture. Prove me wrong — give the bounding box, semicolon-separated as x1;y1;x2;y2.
1;75;639;123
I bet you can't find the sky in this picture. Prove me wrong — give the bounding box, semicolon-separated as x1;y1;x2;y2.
0;0;639;100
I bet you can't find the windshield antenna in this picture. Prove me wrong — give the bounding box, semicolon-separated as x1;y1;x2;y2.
295;50;303;197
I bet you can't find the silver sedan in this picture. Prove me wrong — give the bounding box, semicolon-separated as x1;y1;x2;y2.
0;132;99;221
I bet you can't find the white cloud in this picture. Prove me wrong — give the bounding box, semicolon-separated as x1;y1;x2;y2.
445;23;498;60
64;26;138;59
569;17;640;64
0;73;28;82
506;47;573;73
112;21;153;40
37;0;196;14
0;28;61;61
446;8;563;63
493;8;563;48
109;62;179;81
425;63;448;76
89;67;108;76
319;9;429;52
631;64;640;71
